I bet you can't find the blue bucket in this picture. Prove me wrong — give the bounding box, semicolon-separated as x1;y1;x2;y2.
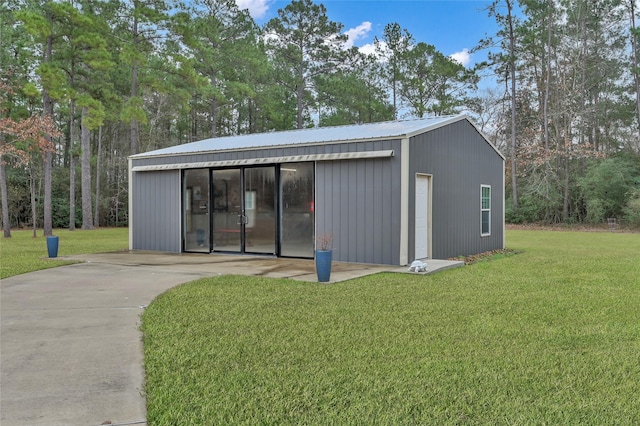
47;236;59;258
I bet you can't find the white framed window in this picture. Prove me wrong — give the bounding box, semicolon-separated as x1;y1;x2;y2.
481;185;491;236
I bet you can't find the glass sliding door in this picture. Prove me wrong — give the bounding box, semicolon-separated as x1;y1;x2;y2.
183;164;311;258
211;167;276;254
212;169;242;252
244;167;276;254
184;169;210;252
280;163;314;258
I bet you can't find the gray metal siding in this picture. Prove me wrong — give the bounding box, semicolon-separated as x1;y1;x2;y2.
316;140;402;265
131;170;181;252
408;121;504;260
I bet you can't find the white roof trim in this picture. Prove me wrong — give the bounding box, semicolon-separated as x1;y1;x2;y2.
131;149;394;172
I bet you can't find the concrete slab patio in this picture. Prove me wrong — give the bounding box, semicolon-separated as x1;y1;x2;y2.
0;252;462;426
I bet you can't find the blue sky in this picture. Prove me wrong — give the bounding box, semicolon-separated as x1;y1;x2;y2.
237;0;499;68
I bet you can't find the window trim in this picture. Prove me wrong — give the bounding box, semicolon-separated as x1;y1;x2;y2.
481;185;491;236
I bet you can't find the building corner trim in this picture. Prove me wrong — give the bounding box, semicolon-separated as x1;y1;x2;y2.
502;158;506;249
399;137;410;265
128;158;133;251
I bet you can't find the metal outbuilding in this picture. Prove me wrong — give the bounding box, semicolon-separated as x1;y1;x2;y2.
129;114;505;265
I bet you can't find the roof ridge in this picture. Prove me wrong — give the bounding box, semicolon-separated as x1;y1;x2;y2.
262;114;464;134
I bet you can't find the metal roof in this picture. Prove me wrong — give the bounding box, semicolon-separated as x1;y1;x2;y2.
131;114;482;159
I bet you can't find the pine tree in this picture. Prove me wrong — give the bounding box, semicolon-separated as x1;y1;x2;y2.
374;23;414;120
264;0;347;129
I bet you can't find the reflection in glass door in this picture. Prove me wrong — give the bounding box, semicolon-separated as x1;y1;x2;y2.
244;167;276;254
212;169;242;252
211;167;276;254
184;169;210;252
280;163;314;258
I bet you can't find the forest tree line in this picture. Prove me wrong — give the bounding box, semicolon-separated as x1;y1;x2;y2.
1;0;640;237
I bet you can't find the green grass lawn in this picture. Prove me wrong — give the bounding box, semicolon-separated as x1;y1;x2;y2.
0;228;129;279
141;230;640;425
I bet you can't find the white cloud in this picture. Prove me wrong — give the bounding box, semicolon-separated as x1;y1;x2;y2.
450;48;472;67
358;42;378;56
344;21;372;49
262;29;279;44
236;0;272;20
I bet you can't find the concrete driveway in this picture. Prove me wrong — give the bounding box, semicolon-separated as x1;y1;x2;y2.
0;252;461;425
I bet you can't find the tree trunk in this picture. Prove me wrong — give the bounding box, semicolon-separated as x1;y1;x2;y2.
0;155;11;238
43;32;54;237
43;151;53;236
130;101;139;155
29;162;37;238
69;153;75;230
211;97;218;138
296;58;305;129
191;96;198;141
507;0;519;211
69;101;76;231
296;83;304;129
543;4;552;157
130;10;139;155
94;126;102;227
630;0;640;133
392;62;398;120
563;156;570;222
80;106;94;229
562;120;570;222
